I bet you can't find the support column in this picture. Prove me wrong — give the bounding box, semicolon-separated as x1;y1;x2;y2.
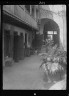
18;33;24;60
34;6;36;19
30;5;32;15
9;25;14;60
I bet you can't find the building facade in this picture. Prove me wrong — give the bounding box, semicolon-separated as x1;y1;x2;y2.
38;5;67;50
3;5;39;67
3;5;67;67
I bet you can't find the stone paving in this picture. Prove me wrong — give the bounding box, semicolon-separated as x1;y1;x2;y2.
3;55;50;89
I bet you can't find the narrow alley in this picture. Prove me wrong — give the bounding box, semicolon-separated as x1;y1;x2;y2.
3;55;53;89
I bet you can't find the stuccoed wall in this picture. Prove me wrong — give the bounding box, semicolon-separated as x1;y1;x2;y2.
40;5;67;51
52;12;66;51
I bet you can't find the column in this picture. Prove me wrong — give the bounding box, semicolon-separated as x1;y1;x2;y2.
30;5;32;15
34;6;36;19
9;25;14;59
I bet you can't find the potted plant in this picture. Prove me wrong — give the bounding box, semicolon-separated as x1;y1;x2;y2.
40;40;67;83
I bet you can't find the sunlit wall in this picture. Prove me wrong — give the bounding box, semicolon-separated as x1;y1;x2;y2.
49;5;66;50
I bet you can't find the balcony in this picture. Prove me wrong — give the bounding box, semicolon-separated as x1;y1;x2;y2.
3;5;38;30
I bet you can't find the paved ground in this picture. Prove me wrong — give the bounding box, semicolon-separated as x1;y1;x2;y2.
3;54;66;90
3;55;53;90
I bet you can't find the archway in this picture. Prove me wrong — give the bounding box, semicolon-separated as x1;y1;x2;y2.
42;18;60;46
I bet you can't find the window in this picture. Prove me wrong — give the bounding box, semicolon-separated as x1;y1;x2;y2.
25;5;30;13
54;31;57;34
47;31;53;34
48;35;53;40
47;31;57;35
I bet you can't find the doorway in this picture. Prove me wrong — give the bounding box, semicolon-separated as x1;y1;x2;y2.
43;19;60;46
4;30;11;57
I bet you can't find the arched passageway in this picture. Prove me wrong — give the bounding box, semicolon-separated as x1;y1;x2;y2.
42;18;60;46
32;18;60;50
